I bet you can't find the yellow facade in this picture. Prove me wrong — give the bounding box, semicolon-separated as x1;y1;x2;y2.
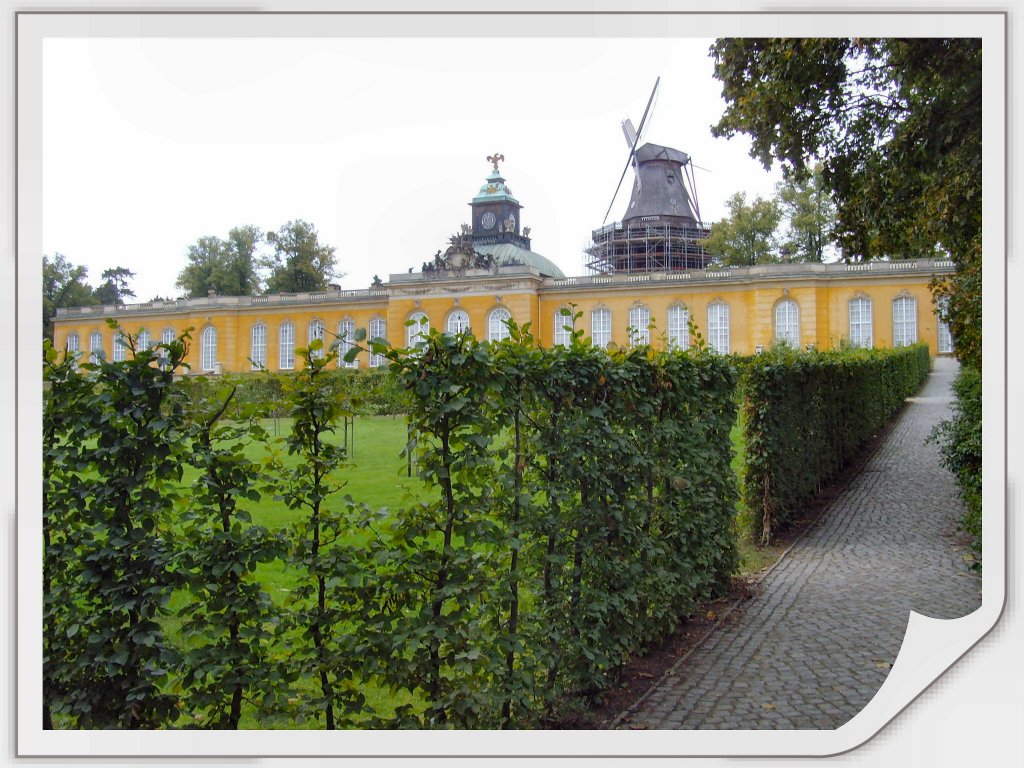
52;259;955;373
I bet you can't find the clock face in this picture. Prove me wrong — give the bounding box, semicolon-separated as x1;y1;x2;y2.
481;211;496;230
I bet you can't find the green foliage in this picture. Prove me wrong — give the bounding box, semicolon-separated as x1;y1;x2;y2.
931;365;981;558
176;384;289;728
699;191;782;266
263;220;339;294
777;163;836;262
710;38;981;368
176;226;264;298
42;324;191;728
43;253;98;341
741;343;931;544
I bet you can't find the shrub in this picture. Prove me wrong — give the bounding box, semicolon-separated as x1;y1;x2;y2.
932;364;982;556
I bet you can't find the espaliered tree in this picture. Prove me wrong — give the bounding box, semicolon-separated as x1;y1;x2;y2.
176;386;289;728
43;323;190;728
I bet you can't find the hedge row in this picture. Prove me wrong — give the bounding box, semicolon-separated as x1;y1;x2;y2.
741;343;931;544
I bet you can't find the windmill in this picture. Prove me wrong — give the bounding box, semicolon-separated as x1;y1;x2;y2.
587;77;713;274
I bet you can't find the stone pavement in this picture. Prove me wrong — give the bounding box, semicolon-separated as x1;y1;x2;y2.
615;357;982;730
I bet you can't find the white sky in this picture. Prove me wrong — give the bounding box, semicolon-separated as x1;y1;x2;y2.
41;35;784;302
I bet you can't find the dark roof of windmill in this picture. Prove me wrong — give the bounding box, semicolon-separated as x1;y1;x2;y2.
634;143;690;165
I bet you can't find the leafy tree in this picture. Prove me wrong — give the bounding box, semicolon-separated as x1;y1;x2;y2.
43;253;97;340
92;266;137;306
777;163;837;262
709;38;981;368
176;226;264;298
263;220;339;294
700;191;782;266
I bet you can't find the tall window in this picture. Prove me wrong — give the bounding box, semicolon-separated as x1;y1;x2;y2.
892;296;917;347
137;328;151;351
162;327;175;347
89;331;104;363
112;331;127;362
591;307;611;349
849;297;873;348
201;326;218;371
338;318;357;368
553;308;573;347
279;321;295;369
308;319;325;359
488;308;511;342
667;305;690;350
937;297;954;354
66;332;80;357
707;302;730;354
775;299;800;347
251;323;267;369
369;317;387;367
628;305;651;346
407;311;429;348
447;309;470;335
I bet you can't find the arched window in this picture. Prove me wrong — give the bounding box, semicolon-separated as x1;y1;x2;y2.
89;330;104;364
849;296;873;348
201;326;218;371
407;311;429;348
628;304;651;346
774;299;800;347
338;318;357;368
279;321;295;369
137;328;151;351
488;308;512;342
553;308;573;347
162;327;175;347
112;331;127;362
447;309;470;335
667;304;690;350
707;302;730;354
308;319;325;359
892;295;917;347
936;297;954;354
66;332;80;356
369;316;387;367
251;323;267;369
591;307;611;349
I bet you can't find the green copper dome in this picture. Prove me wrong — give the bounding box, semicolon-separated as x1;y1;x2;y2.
473;242;565;279
472;170;520;204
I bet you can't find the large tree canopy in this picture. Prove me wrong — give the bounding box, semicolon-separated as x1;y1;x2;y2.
91;267;136;307
700;192;782;267
43;253;97;340
263;220;339;294
176;225;264;298
710;38;981;368
777;164;837;263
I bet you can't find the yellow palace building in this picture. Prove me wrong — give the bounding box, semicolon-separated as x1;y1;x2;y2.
52;152;955;372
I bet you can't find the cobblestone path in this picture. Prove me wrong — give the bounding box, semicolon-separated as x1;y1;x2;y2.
615;357;982;730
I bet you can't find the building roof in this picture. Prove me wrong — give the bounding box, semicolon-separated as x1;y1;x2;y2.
472;170;520;205
473;242;565;279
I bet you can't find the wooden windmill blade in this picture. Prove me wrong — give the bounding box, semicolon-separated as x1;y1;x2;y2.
602;76;660;226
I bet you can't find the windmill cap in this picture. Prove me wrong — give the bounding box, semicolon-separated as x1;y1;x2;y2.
635;143;690;165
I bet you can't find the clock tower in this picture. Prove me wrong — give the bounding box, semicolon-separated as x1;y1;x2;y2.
470;153;531;249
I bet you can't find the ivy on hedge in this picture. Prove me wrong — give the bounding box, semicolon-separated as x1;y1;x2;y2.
741;343;931;544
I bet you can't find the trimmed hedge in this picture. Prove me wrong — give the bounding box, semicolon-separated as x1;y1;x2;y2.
742;343;931;544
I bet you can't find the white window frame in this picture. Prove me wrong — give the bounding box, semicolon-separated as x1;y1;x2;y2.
936;297;954;354
161;327;175;347
488;308;512;342
200;326;217;372
591;307;611;349
707;302;730;354
892;295;917;347
849;297;873;348
369;317;387;367
774;299;800;347
667;305;690;350
251;323;267;370
308;319;325;359
338;318;357;368
112;331;127;362
137;328;151;352
279;321;295;369
553;309;573;347
89;331;104;364
407;311;429;348
66;332;80;356
628;305;651;346
447;309;470;335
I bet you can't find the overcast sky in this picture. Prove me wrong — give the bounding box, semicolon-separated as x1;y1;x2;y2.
41;33;785;302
